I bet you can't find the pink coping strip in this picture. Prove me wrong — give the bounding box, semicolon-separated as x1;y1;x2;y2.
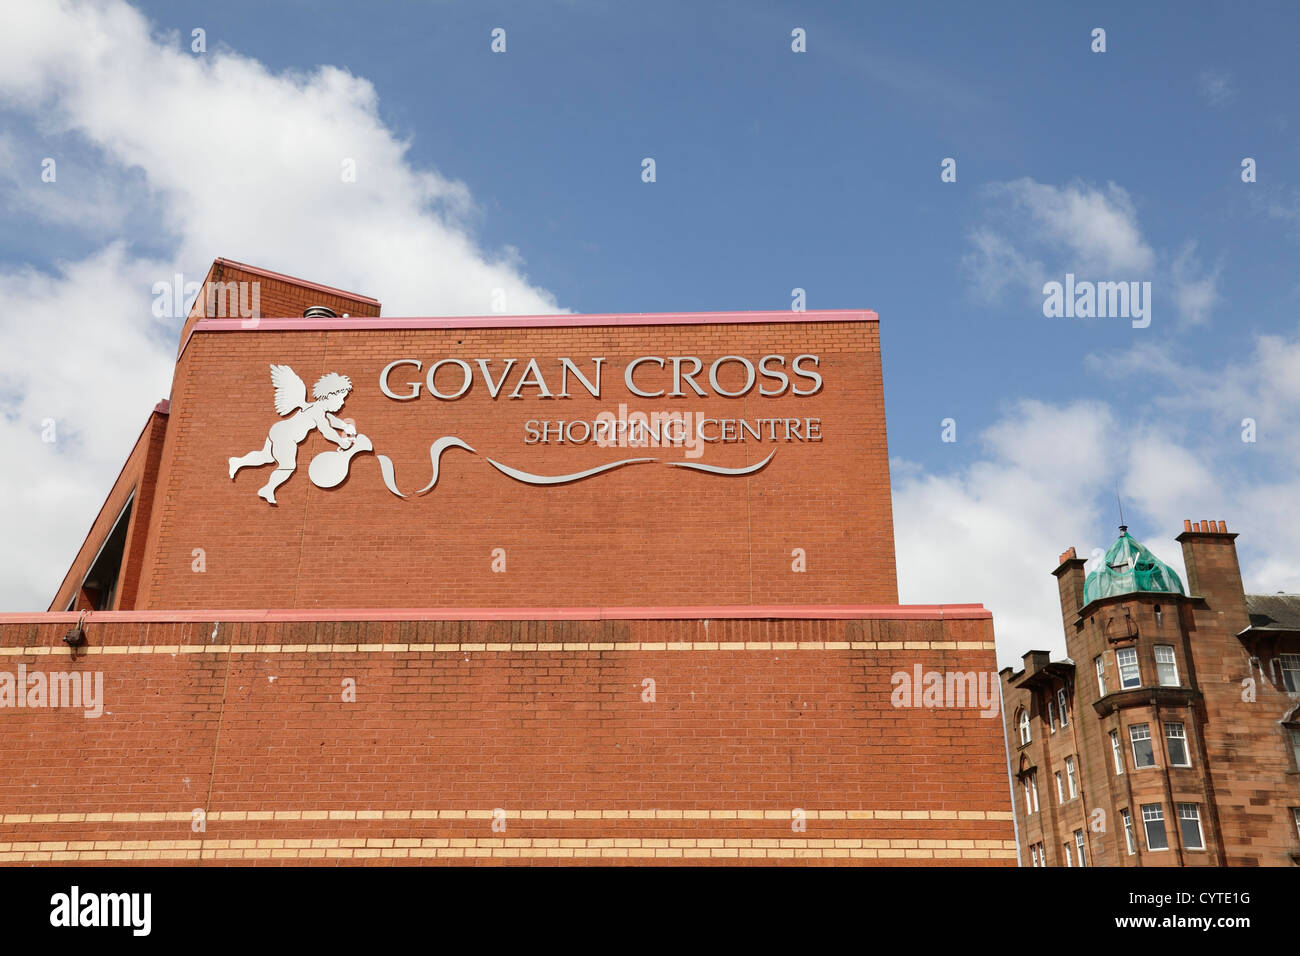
0;604;989;625
194;308;878;333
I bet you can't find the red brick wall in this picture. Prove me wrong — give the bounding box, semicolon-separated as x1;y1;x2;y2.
176;258;382;358
0;609;1013;865
135;315;897;610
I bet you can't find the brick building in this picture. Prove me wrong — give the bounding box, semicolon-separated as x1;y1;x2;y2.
1001;522;1300;867
0;258;1014;865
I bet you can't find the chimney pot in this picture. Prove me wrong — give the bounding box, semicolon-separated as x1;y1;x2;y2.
1022;650;1051;675
1183;519;1192;532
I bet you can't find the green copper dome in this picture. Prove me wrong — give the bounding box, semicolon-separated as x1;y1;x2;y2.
1083;529;1185;605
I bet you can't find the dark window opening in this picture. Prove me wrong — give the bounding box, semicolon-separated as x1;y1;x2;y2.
81;496;133;611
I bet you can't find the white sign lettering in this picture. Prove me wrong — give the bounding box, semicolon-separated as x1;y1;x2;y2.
380;354;822;402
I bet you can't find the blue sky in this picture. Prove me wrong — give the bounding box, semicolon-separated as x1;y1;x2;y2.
1;1;1297;663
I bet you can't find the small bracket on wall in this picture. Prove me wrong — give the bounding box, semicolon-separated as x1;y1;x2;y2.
1104;609;1139;645
63;610;88;661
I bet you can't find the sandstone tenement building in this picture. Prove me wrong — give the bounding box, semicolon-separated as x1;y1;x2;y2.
1001;522;1300;866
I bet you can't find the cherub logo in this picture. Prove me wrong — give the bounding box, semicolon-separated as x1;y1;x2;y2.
229;365;371;504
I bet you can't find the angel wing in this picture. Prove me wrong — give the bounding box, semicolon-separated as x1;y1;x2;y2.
269;364;309;416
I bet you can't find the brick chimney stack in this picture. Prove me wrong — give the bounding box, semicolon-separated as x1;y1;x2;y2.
1021;649;1052;677
1176;519;1249;633
1053;545;1088;638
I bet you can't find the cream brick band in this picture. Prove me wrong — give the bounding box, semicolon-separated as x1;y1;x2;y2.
0;641;995;655
0;837;1017;862
0;808;1014;824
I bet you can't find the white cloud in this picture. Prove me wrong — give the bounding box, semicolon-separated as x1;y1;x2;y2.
1251;185;1300;243
964;178;1221;327
0;245;175;610
0;0;565;610
1121;431;1222;522
893;400;1117;667
1197;70;1235;107
963;228;1046;304
1091;332;1300;467
1169;241;1222;326
898;332;1300;669
995;179;1155;274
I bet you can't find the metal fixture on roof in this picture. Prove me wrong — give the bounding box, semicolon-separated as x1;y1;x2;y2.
303;306;338;318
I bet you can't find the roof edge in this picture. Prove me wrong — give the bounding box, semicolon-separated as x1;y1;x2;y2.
45;404;168;611
1;602;985;625
196;308;878;332
212;257;380;306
